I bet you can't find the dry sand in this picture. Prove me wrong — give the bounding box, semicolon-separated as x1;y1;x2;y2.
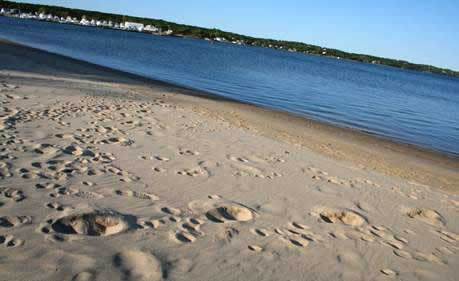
0;40;458;281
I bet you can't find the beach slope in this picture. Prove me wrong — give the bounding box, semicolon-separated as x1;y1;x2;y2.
0;40;458;281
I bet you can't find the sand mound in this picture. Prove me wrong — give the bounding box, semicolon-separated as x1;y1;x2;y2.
319;209;365;226
206;205;254;223
407;208;445;226
114;250;162;281
52;212;131;236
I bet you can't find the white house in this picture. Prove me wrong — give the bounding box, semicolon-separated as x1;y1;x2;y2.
80;18;90;25
0;8;6;15
124;22;144;32
39;12;46;19
144;25;159;33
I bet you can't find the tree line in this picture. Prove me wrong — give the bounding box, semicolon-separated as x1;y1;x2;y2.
1;0;458;78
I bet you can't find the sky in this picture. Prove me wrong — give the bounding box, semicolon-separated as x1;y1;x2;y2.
13;0;459;70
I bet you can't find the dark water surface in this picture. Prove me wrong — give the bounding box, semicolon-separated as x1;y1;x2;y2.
1;17;458;156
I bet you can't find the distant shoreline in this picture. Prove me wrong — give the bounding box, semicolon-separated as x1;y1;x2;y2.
1;0;458;78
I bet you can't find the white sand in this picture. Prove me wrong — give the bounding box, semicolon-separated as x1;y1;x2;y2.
0;41;458;281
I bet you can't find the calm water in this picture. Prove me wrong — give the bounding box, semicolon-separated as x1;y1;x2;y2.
1;17;459;156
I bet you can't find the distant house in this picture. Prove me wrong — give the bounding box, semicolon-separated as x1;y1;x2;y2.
80;18;90;25
0;8;5;15
39;12;46;19
124;22;144;32
144;25;159;33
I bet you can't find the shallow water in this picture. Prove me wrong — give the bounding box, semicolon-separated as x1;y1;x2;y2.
1;16;458;155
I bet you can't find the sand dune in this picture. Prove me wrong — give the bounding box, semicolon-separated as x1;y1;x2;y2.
0;41;458;280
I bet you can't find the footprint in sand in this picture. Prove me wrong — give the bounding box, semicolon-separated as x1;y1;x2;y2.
138;219;164;229
289;222;310;230
161;207;182;216
248;245;264;252
227;154;260;164
0;234;24;248
113;250;163;281
173;231;198;243
45;202;68;212
152;167;166;173
0;215;32;228
406;208;445;226
103;137;130;145
49;187;71;198
434;230;459;244
380;269;398;277
32;143;60;155
154;156;170;161
139;155;154;160
180;222;203;235
251;228;271;237
63;145;95;157
36;182;61;190
281;236;310;248
393;250;445;264
178;149;200;156
70;189;104;200
0;187;25;202
115;189;159;201
81;181;96;187
176;167;205;177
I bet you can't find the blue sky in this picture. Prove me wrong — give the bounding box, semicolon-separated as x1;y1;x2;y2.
14;0;459;70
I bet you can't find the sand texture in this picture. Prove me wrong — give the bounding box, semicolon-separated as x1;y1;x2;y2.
0;41;458;281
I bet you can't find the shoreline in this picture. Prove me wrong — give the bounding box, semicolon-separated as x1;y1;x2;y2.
2;37;457;159
1;39;458;192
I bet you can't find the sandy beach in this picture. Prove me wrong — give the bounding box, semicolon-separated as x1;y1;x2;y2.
0;40;458;281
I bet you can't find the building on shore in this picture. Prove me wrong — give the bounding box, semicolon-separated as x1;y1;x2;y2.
144;25;159;33
124;22;144;32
